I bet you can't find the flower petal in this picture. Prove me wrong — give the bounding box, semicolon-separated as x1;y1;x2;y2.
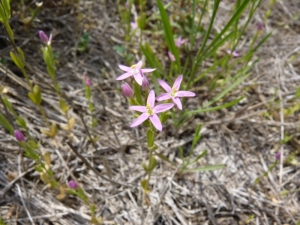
118;64;131;72
136;60;143;70
133;73;143;85
156;93;172;101
130;113;149;127
173;75;183;90
149;114;162;131
158;79;172;92
153;103;174;113
173;97;182;110
141;68;156;73
147;90;155;108
176;91;196;97
129;106;146;113
116;72;133;80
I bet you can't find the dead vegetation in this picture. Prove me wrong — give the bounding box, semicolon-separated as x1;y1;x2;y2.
0;0;300;224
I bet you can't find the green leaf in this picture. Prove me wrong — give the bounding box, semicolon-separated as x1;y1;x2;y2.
28;140;39;149
2;0;11;19
0;4;5;22
24;145;39;160
10;51;23;69
0;113;13;134
147;128;155;147
59;98;70;113
28;92;37;105
33;85;42;105
16;116;27;129
155;152;176;166
148;156;157;171
35;165;43;172
190;150;208;165
2;97;13;113
140;179;149;192
134;81;142;105
182;164;225;173
156;0;180;71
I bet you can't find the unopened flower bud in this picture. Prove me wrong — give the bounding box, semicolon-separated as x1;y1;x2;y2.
142;76;149;90
121;83;134;98
38;30;48;43
257;22;263;31
168;51;175;61
68;180;78;189
275;152;281;161
86;78;91;87
14;130;25;142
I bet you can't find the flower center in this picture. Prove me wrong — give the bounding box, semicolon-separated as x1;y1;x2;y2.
130;64;137;75
146;103;153;116
171;87;178;97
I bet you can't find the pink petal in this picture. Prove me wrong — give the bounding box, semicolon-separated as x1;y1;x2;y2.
176;91;196;97
129;106;147;113
147;90;155;108
133;73;143;85
153;103;174;113
149;114;162;131
173;97;182;110
116;72;133;80
158;79;172;92
130;113;149;127
118;64;131;72
156;93;171;101
136;60;143;70
141;68;156;73
173;75;183;90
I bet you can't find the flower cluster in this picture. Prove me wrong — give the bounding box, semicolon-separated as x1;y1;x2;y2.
116;61;195;131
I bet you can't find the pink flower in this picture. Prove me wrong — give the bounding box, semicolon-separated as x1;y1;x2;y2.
142;75;149;90
121;82;134;98
257;22;263;31
38;30;52;45
175;36;187;47
68;180;78;189
131;21;138;30
275;152;281;161
168;51;175;61
226;50;239;57
14;130;25;142
116;60;156;85
156;75;196;110
86;78;91;87
130;90;174;131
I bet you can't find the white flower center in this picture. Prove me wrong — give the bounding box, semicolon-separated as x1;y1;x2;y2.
130;64;137;75
171;87;178;97
146;103;153;116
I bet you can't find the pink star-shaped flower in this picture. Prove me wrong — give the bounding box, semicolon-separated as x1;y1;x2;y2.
156;75;196;110
116;60;156;85
175;36;187;47
129;90;174;131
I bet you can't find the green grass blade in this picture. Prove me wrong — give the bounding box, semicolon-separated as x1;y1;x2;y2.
156;0;180;71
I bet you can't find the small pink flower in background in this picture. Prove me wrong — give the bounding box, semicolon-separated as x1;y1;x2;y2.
131;21;138;30
85;78;91;87
175;36;187;47
121;82;134;98
257;21;263;31
275;152;281;161
130;90;174;131
226;50;239;57
116;60;156;85
38;30;52;45
125;0;129;8
168;51;175;61
68;180;78;189
14;130;25;142
156;75;196;110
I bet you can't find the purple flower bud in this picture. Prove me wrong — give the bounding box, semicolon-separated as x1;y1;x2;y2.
257;22;263;31
275;152;281;161
86;78;91;87
168;51;175;61
68;180;78;189
14;130;25;142
121;83;134;98
142;76;149;90
38;30;48;43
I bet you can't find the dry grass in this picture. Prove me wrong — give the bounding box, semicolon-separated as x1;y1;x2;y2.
0;0;300;224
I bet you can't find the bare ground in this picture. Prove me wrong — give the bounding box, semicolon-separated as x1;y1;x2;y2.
0;0;300;224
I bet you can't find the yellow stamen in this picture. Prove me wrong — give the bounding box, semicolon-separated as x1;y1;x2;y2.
146;103;153;116
171;87;178;97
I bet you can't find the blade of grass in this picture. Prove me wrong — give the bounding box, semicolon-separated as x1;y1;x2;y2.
156;0;181;72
